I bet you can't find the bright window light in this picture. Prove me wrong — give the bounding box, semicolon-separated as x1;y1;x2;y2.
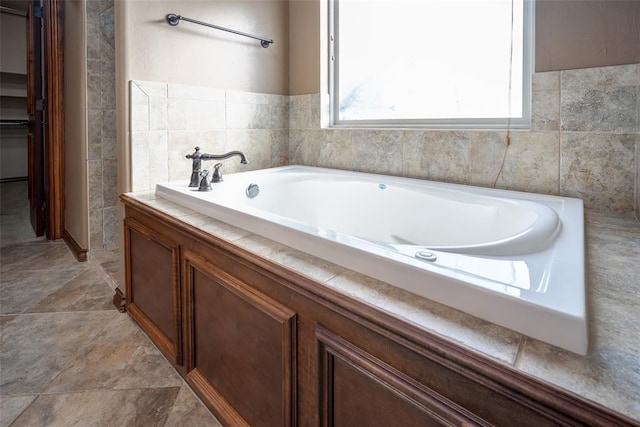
331;0;533;128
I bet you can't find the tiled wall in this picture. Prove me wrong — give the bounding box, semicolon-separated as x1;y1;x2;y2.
130;64;638;214
129;81;289;192
87;0;117;249
290;64;639;213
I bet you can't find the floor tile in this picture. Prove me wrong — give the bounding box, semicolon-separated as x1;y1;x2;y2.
164;386;223;427
45;313;183;393
0;395;36;426
1;242;80;273
0;311;115;395
25;268;116;314
10;387;180;426
1;267;89;315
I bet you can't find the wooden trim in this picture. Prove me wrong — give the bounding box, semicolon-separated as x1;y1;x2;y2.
187;369;250;427
27;1;45;237
112;287;126;313
63;228;87;261
317;324;491;426
124;217;182;365
44;0;65;240
183;250;297;426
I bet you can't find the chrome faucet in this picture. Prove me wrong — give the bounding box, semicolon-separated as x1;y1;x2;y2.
185;147;249;190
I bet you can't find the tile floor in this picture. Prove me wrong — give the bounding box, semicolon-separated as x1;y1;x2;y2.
0;182;221;426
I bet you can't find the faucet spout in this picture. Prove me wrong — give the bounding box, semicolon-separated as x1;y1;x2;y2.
185;147;249;187
200;151;249;165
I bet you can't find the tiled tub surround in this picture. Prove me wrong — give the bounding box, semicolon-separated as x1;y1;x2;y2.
88;0;118;249
130;80;289;193
290;63;639;214
129;64;638;213
126;190;640;421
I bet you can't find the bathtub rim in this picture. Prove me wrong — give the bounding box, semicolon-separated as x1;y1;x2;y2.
155;165;587;355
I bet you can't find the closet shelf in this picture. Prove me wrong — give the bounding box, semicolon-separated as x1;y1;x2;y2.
0;89;27;98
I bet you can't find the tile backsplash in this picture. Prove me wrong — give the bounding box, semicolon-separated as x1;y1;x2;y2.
130;81;289;192
130;63;639;214
290;63;639;213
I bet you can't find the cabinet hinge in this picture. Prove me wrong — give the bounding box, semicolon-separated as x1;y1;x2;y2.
35;5;44;18
36;99;45;111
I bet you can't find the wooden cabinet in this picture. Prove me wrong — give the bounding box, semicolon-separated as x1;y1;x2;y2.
316;325;485;427
183;251;296;427
124;218;182;365
122;196;638;427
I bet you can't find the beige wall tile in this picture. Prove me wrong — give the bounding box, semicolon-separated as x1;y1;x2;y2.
130;82;149;132
269;97;290;130
167;98;225;131
351;130;402;175
290;94;320;130
168;84;225;102
310;129;353;170
532;71;560;91
560;133;635;211
493;132;560;195
531;89;560;131
88;160;103;211
270;129;289;166
130;131;155;192
403;131;469;184
102;207;119;250
102;158;118;207
225;129;273;172
561;64;639;90
561;86;637;132
89;209;103;250
467;131;507;188
226;102;270;129
88;109;102;159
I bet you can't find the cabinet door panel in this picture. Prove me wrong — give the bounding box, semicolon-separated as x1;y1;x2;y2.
316;325;488;427
125;218;182;364
184;251;296;427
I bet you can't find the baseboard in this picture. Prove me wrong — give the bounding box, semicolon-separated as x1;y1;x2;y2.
63;229;88;262
113;287;126;313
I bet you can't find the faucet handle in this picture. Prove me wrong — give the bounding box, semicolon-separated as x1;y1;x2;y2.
198;170;212;192
212;163;224;183
186;146;201;160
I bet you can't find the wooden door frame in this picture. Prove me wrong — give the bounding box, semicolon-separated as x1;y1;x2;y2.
44;0;64;240
27;0;45;236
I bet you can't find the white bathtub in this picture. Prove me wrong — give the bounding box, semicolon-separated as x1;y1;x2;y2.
156;165;587;355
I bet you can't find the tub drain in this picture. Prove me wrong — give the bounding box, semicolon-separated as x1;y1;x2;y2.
246;183;260;198
415;250;437;262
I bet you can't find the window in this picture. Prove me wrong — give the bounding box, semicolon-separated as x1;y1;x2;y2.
330;0;533;128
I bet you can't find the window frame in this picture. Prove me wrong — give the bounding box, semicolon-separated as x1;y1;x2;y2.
329;0;535;129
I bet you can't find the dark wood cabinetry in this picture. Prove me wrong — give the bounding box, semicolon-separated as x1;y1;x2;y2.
122;195;639;427
184;251;296;427
124;218;182;365
316;325;485;427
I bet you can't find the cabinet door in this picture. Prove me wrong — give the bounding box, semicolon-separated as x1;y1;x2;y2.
124;218;182;365
183;251;296;427
316;325;489;427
